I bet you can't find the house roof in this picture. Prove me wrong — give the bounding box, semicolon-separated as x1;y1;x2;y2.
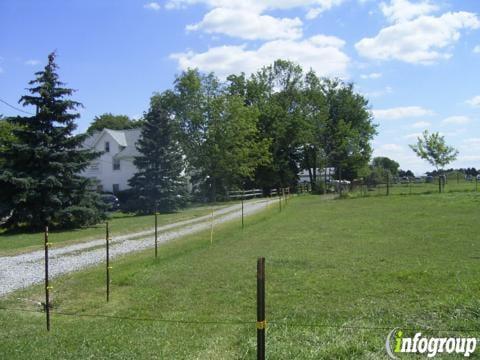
106;129;128;147
114;129;141;159
83;128;141;159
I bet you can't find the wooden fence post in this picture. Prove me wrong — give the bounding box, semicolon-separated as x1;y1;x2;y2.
44;226;51;331
106;222;110;302
257;257;266;360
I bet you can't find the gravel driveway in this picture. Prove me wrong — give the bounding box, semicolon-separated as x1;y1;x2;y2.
0;198;272;297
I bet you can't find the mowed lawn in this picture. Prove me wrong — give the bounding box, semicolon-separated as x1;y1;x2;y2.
1;193;480;359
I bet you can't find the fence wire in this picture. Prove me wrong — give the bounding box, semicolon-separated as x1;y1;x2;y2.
1;306;478;334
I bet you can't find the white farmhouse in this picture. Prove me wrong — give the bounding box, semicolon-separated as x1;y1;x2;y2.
81;128;141;193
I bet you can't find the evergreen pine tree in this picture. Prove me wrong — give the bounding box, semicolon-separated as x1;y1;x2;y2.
129;96;187;213
0;52;105;229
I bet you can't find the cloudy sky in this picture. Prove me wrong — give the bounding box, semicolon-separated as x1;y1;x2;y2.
1;0;479;174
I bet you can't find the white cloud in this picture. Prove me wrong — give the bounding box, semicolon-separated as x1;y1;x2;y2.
24;59;40;66
379;143;403;152
355;12;480;64
411;120;431;128
380;0;438;23
166;0;344;11
360;72;382;79
473;45;480;53
363;86;392;98
305;0;345;19
306;8;322;20
466;95;480;108
373;142;426;173
439;128;466;137
373;106;434;120
144;2;161;10
404;132;422;139
461;138;480;153
166;0;345;19
171;34;349;78
441;115;471;125
187;8;303;40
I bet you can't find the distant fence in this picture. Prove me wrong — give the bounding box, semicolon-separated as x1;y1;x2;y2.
348;175;478;197
228;189;263;200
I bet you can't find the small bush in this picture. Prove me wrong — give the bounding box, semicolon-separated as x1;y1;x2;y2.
312;181;326;195
337;192;353;200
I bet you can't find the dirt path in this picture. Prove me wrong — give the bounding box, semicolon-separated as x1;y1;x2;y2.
0;198;271;296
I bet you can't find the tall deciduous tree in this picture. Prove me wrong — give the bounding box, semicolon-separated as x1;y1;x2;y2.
86;113;142;134
128;95;187;213
409;130;458;171
321;79;376;181
170;70;270;201
0;52;105;229
371;157;400;176
201;94;270;200
246;60;307;190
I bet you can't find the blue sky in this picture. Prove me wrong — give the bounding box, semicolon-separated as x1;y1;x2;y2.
1;0;479;174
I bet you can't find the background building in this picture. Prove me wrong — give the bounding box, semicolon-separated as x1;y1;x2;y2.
81;128;141;193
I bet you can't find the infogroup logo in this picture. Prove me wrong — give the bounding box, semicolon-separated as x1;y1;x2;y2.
385;328;477;358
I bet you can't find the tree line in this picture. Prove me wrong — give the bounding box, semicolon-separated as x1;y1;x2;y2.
0;54;376;229
131;60;377;210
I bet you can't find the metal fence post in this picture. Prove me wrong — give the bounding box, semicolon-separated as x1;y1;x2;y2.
44;226;51;331
278;189;282;212
154;207;158;258
242;190;245;229
106;222;110;302
257;257;266;360
386;173;390;196
210;209;214;244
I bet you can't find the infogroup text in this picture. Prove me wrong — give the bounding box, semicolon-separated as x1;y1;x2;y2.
386;328;477;358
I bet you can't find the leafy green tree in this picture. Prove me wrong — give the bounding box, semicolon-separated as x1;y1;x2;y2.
201;94;270;199
86;113;142;134
0;116;18;155
246;60;307;190
399;169;414;177
128;95;187;213
163;60;376;197
409;130;458;171
371;157;400;176
300;70;328;190
321;79;377;181
0;52;105;229
170;70;270;201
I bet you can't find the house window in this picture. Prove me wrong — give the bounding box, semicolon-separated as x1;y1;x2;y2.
113;159;120;170
112;184;120;193
105;141;110;153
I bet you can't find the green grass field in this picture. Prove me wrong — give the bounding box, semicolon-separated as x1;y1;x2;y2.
1;192;480;359
0;205;218;255
352;178;478;198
